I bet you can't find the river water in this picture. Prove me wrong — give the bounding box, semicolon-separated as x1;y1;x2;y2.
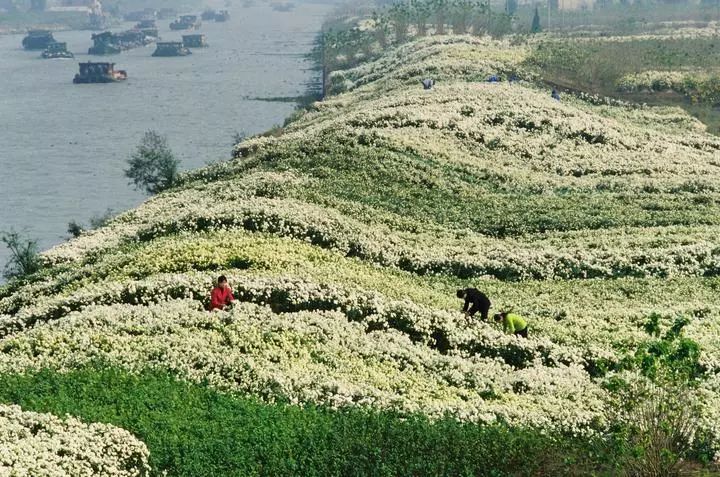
0;1;329;275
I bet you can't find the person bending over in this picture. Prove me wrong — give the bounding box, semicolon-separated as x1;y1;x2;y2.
421;78;435;90
494;312;528;338
457;288;491;321
210;275;235;311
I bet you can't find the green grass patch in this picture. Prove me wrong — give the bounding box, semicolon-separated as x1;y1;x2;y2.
0;366;619;477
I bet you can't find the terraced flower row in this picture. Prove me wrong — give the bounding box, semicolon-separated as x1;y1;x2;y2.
0;299;608;435
30;179;720;283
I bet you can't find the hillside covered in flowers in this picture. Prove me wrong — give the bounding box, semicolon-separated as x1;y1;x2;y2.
2;35;720;475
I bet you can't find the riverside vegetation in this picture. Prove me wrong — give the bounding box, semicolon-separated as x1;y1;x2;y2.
3;28;720;476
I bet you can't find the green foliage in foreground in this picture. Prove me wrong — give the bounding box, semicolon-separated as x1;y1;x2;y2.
0;367;621;477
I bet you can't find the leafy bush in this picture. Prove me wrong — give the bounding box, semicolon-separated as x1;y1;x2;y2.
125;131;180;195
1;230;41;280
611;381;701;477
607;316;709;475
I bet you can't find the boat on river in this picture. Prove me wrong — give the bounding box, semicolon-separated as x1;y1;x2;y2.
135;19;157;30
88;29;155;55
73;62;127;84
201;9;217;21
41;42;74;59
215;10;230;22
152;41;192;57
170;15;201;30
182;34;208;48
124;9;157;22
88;32;121;55
115;29;155;49
158;8;177;20
22;30;55;50
271;2;295;12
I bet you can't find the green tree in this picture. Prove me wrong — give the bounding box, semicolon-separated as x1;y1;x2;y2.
1;230;41;280
531;6;542;33
125;131;180;195
410;0;433;36
432;0;448;34
388;2;410;43
450;0;479;35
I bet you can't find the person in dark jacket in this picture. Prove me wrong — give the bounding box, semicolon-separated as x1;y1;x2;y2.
456;288;491;321
551;88;561;101
421;78;435;90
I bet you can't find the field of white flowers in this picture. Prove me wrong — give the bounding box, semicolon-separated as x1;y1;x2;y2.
2;34;720;473
0;404;150;476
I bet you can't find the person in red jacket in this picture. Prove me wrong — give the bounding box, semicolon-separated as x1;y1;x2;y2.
210;275;235;311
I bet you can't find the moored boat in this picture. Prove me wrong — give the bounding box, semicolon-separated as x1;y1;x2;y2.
215;10;230;22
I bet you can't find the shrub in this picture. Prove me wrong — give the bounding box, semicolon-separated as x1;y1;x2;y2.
611;381;700;477
125;131;180;195
1;230;41;280
607;316;707;476
68;209;115;238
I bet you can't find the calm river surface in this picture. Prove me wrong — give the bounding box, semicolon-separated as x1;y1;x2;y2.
0;1;329;273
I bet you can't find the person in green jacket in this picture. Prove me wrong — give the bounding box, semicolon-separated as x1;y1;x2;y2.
494;312;528;338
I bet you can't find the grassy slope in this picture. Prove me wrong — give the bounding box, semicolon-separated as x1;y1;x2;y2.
2;35;720;473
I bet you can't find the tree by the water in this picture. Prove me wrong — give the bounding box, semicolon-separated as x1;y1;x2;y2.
125;130;180;195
